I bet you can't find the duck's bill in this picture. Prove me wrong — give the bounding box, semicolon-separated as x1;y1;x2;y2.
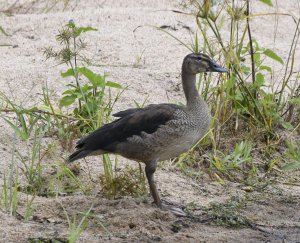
209;61;228;73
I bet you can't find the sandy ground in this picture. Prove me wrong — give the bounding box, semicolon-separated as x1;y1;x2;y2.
0;0;300;242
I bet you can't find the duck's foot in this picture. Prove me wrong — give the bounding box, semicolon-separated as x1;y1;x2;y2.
159;199;186;217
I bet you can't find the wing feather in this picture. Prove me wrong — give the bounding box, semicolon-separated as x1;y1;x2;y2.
70;104;181;162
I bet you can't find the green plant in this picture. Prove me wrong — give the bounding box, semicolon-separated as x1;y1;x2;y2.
1;0;73;14
17;128;45;195
44;21;123;133
24;194;36;222
282;141;300;170
205;195;250;228
1;20;145;214
60;203;112;242
0;123;19;216
47;163;87;196
83;211;112;237
1;170;19;216
174;0;299;138
223;141;252;168
59;202;93;243
209;140;254;181
0;93;40;141
163;0;300;185
0;24;11;47
100;155;146;199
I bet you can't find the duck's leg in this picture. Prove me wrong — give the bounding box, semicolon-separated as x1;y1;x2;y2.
145;160;186;217
145;160;161;207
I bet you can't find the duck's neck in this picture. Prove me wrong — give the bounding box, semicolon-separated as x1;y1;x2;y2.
182;70;204;109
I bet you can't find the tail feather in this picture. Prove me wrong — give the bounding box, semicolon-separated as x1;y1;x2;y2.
68;149;91;163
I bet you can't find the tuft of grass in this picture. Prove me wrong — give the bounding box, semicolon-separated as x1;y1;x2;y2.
1;0;74;15
0;92;40;141
1;170;19;216
100;155;146;199
59;202;93;243
0;120;19;216
45;163;88;197
17;128;45;195
209;140;254;181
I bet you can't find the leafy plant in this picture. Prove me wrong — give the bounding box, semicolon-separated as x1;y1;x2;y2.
44;21;122;133
177;0;299;138
209;141;254;181
167;0;300;184
59;67;122;131
282;141;300;170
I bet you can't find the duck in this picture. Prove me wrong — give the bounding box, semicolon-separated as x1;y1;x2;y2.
68;52;227;209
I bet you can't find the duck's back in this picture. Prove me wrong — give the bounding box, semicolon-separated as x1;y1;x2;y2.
69;102;211;163
113;103;211;162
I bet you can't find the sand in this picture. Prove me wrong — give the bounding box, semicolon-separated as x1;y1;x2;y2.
0;0;299;242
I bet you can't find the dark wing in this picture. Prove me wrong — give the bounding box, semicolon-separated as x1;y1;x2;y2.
113;108;142;118
68;103;181;162
113;103;180;118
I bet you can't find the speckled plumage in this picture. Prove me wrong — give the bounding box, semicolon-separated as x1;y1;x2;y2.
69;53;227;207
114;103;211;162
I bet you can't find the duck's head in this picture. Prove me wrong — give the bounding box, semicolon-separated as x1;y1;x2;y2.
183;53;228;74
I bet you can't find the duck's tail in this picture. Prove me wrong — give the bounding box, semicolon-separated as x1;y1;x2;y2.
68;148;92;163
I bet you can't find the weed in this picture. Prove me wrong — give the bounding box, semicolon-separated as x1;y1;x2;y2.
24;194;37;222
1;0;73;14
44;21;123;133
282;141;300;170
205;195;250;228
59;202;93;243
176;0;299;136
176;151;205;181
47;163;88;197
84;212;112;238
167;0;300;184
0;93;40;141
1;170;19;216
210;140;252;173
17;128;45;195
100;155;146;199
133;49;146;68
0;25;9;36
0;121;19;216
1;20;144;213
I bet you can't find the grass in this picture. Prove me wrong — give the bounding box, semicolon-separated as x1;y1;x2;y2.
205;195;251;228
100;155;146;199
0;20;147;224
167;0;300;185
282;141;300;170
59;201;112;242
1;0;74;14
63;204;93;243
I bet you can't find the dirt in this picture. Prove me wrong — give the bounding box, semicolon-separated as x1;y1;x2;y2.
0;0;300;242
